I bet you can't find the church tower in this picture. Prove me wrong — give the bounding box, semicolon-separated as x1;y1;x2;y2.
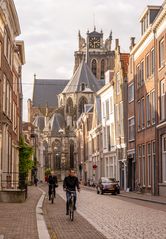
74;28;114;80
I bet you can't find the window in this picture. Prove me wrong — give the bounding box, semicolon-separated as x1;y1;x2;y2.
101;59;105;79
6;81;10;117
103;127;106;149
115;104;119;136
110;123;115;146
152;141;156;185
3;75;6;112
147;143;151;186
159;38;164;68
138;98;145;130
146;54;150;79
151;91;155;124
137;64;141;88
151;48;154;75
119;102;124;135
92;59;97;77
137;62;144;88
146;94;151;127
128;117;135;141
116;72;120;95
138;101;141;130
106;100;109;120
141;61;144;84
142;145;146;186
160;79;165;121
138;145;142;182
162;135;166;183
107;126;111;151
141;98;145;129
128;83;134;102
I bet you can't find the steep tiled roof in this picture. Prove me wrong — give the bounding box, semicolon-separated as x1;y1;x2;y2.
32;79;69;108
62;61;105;94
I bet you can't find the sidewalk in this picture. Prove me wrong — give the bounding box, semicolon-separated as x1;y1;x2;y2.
0;186;42;239
118;191;166;205
83;185;166;205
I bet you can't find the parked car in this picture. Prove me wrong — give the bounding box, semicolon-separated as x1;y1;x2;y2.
96;177;120;195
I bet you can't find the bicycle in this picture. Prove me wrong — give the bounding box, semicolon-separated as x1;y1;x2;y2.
67;189;75;221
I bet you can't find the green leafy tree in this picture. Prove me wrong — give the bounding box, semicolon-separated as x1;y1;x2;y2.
19;136;33;189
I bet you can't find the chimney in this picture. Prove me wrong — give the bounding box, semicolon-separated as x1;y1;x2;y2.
115;39;119;49
130;37;135;51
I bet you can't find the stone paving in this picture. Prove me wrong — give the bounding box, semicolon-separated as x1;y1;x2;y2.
57;186;166;239
0;186;42;239
41;185;107;239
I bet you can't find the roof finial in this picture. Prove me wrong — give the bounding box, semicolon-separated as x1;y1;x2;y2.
78;30;81;37
34;73;36;80
109;30;112;40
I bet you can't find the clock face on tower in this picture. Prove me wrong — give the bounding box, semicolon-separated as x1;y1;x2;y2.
89;37;100;49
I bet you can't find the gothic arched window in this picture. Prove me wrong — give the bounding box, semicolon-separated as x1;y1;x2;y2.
101;59;105;79
91;59;97;77
78;97;88;116
66;97;73;114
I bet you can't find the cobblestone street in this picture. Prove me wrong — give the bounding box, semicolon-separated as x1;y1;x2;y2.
56;186;166;239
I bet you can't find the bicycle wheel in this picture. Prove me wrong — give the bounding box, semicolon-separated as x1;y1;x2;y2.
69;200;74;221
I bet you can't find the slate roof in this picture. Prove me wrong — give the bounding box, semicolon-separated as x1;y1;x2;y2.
62;61;105;94
32;79;69;108
44;113;65;136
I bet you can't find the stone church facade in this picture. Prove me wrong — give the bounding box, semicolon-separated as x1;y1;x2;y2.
27;28;115;181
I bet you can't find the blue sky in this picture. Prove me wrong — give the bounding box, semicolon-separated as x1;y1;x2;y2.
14;0;162;120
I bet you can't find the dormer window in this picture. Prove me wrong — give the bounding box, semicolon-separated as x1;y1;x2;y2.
141;13;149;35
140;6;161;36
81;83;85;91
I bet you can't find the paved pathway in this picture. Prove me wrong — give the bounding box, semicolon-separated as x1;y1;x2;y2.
41;185;107;239
0;186;41;239
57;186;166;239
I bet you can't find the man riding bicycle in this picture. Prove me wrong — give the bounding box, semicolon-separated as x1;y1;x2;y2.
63;169;80;215
48;171;58;200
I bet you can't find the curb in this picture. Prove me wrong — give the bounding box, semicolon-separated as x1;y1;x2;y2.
36;188;50;239
118;193;166;205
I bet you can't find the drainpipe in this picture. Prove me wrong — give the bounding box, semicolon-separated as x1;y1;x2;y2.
153;29;158;196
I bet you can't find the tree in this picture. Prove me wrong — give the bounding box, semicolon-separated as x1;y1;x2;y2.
19;136;33;189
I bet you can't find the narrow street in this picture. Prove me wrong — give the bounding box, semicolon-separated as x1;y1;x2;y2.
41;184;166;239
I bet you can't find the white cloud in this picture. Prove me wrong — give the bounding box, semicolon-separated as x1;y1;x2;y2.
14;0;162;120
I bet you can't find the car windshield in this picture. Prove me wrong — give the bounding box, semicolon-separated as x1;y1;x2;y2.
109;178;116;182
101;177;112;183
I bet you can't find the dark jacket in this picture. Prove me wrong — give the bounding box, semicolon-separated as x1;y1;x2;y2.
48;175;58;185
63;176;80;191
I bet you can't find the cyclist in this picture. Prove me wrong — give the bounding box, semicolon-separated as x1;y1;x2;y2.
63;169;80;215
48;171;58;200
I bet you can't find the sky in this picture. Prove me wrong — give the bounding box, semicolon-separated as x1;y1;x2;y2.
14;0;162;120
